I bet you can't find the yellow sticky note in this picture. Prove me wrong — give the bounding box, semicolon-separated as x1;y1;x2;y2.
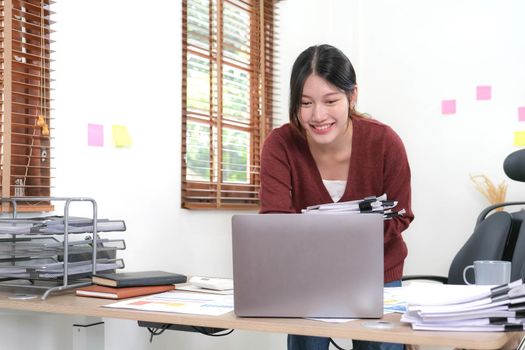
514;131;525;147
112;125;132;147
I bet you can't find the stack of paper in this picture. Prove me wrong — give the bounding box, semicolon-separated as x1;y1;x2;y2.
400;280;525;331
302;193;405;220
0;216;126;235
0;258;125;279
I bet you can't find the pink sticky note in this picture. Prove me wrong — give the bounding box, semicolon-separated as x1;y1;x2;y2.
88;123;104;147
441;100;456;114
519;107;525;122
476;85;491;100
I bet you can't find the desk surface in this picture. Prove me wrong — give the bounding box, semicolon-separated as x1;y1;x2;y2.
0;290;520;350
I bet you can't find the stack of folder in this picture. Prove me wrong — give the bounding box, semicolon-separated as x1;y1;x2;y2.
400;280;525;331
302;193;405;220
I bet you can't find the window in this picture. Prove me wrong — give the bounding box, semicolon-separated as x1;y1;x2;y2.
0;0;53;212
182;0;278;209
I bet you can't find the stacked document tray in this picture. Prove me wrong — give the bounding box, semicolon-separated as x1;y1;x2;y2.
0;197;126;299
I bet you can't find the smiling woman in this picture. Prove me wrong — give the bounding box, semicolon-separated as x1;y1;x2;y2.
259;44;415;350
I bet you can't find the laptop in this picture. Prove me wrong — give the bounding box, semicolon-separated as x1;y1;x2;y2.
231;213;384;318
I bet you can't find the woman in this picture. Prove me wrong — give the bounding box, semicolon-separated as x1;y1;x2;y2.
259;44;414;350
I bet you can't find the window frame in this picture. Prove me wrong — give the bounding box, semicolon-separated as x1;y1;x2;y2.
0;0;54;213
181;0;277;210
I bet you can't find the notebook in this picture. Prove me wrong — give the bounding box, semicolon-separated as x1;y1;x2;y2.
231;213;384;318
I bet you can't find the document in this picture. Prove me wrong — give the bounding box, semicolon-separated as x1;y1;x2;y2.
303;194;389;212
175;284;233;295
0;216;126;235
104;291;234;316
400;280;525;331
301;194;405;220
0;259;124;279
397;282;494;306
34;219;126;234
418;305;511;321
383;287;409;313
411;323;525;332
0;238;125;259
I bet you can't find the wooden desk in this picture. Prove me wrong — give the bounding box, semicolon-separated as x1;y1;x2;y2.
0;291;520;350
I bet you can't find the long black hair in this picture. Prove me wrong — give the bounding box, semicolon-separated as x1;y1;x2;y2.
289;44;359;132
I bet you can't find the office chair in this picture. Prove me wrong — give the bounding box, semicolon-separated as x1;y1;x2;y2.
404;149;525;285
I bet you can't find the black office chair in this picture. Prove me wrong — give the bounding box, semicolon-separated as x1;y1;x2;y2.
404;149;525;285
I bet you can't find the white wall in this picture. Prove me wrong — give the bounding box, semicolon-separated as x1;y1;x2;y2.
355;0;525;275
3;0;525;349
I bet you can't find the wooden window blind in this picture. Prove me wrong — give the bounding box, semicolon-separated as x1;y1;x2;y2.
0;0;54;212
182;0;278;209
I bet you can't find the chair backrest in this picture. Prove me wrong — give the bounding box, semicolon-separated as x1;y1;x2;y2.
504;150;525;280
447;211;513;284
510;210;525;281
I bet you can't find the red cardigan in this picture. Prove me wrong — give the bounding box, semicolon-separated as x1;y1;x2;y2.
259;116;414;282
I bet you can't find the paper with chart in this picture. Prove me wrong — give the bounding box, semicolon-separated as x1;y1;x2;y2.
103;291;234;316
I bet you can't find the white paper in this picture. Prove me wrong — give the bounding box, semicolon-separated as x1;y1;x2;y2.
176;284;233;295
104;291;234;316
392;282;492;306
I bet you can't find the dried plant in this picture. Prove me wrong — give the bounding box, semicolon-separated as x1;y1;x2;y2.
470;174;508;211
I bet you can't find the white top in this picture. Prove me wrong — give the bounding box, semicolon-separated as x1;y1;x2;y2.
322;179;347;203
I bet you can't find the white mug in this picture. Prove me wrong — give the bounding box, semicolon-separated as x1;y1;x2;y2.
463;260;511;285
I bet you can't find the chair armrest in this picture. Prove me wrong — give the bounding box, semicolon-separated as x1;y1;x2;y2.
401;275;448;284
476;201;525;224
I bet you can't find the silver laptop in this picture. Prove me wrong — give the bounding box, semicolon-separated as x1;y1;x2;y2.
232;213;384;318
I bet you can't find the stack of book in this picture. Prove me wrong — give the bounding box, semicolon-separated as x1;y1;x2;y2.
76;270;187;300
302;193;405;220
400;280;525;331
